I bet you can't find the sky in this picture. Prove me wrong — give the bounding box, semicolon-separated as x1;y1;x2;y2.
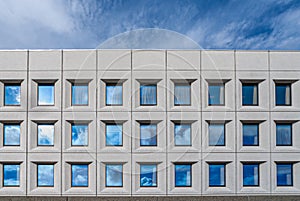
0;0;300;49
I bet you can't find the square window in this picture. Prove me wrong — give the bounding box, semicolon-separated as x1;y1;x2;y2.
243;163;259;186
4;84;21;106
276;123;292;146
106;84;123;106
3;124;20;146
174;123;191;146
140;164;157;187
71;164;89;187
71;84;88;106
275;84;291;106
209;164;225;187
105;164;123;187
277;163;293;186
243;123;259;146
140;124;157;146
175;164;192;187
242;84;258;106
106;124;123;146
174;84;191;106
71;124;88;146
3;164;20;187
208;83;224;106
209;123;225;146
37;164;54;187
140;84;157;106
37;124;54;146
38;84;54;106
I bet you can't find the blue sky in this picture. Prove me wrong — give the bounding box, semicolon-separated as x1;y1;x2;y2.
0;0;300;49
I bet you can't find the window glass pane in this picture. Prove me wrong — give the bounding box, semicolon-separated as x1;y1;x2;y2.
3;164;20;186
38;124;54;146
4;84;21;106
242;84;258;105
174;84;191;105
140;164;157;187
4;124;20;146
71;164;88;187
38;84;54;105
71;124;88;146
72;84;88;105
243;164;259;186
276;84;290;106
106;84;123;105
140;124;157;146
277;164;293;186
174;124;191;146
208;84;224;105
106;124;123;146
175;164;191;187
276;124;292;146
37;164;54;187
106;164;123;187
140;84;157;105
209;124;225;146
243;124;259;146
209;164;225;187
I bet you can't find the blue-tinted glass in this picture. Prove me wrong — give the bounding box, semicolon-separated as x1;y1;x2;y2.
140;164;157;187
242;84;258;105
4;124;20;146
175;164;191;187
174;124;191;146
243;164;259;186
72;84;88;105
106;164;123;187
140;85;157;105
3;164;20;186
209;164;225;187
140;124;157;146
174;84;191;105
208;84;224;105
38;124;54;146
106;124;122;146
37;164;54;187
106;84;123;105
276;124;292;146
4;85;21;106
209;124;225;146
71;164;88;187
38;85;54;105
277;164;293;186
243;124;259;146
276;84;290;106
71;124;88;146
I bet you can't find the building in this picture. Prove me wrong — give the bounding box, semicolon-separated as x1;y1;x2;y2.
0;49;300;199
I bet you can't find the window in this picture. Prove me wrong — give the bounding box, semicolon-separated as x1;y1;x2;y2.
276;123;292;146
209;123;225;146
208;83;224;106
3;124;20;146
4;84;21;106
174;123;191;146
106;124;123;146
243;123;259;146
3;164;20;187
106;83;123;106
37;124;54;146
242;83;258;106
276;84;291;106
71;124;88;146
71;84;88;106
175;164;192;187
140;164;157;187
38;84;54;106
174;84;191;106
140;84;157;106
277;163;293;186
243;163;259;186
209;164;225;187
37;164;54;187
71;164;88;187
105;164;123;187
140;123;157;146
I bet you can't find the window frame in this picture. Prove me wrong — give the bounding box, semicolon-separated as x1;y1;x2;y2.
242;163;260;187
4;83;21;106
242;123;259;146
208;83;225;106
174;83;191;106
105;164;123;187
242;83;259;106
105;83;123;106
275;83;291;106
140;84;157;106
174;163;192;187
37;83;55;106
